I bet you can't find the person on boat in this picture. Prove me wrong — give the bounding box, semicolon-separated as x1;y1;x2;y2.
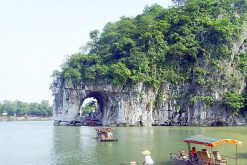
180;150;188;160
190;147;198;159
142;150;154;165
107;131;113;140
190;147;195;157
96;129;100;135
99;132;106;140
189;147;199;163
202;149;211;158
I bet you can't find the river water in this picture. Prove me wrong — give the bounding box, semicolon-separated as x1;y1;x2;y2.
0;121;247;165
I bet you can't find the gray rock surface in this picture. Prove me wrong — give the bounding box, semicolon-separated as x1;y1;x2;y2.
51;77;247;126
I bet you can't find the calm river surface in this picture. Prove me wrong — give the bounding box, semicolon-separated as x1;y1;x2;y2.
0;121;247;165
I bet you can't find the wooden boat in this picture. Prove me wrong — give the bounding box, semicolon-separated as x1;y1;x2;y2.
99;139;118;142
169;152;193;165
169;135;242;165
95;127;118;142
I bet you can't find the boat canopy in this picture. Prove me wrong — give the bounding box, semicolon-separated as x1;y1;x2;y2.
96;127;113;133
184;135;242;147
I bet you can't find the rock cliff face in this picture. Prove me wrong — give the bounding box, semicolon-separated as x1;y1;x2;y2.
52;79;155;126
52;74;247;126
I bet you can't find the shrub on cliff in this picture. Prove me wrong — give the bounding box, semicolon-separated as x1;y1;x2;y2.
58;0;247;88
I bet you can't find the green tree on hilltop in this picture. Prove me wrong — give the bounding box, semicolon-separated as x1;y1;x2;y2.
54;0;247;115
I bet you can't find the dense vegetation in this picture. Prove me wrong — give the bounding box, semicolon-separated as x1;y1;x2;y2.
81;100;97;115
0;100;53;117
54;0;247;114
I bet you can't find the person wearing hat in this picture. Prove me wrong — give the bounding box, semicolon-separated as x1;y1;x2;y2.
142;150;154;165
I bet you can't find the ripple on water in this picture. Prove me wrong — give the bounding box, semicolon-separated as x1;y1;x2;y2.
1;122;247;165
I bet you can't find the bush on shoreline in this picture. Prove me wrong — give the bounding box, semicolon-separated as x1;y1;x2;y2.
0;100;53;117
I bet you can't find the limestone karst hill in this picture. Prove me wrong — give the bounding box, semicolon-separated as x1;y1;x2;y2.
52;0;247;126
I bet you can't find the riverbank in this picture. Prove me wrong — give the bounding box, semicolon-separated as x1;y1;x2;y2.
0;116;53;121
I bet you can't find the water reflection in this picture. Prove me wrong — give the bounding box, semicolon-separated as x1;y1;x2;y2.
50;124;247;165
52;126;98;165
1;121;247;165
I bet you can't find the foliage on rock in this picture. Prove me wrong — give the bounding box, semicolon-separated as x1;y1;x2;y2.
55;0;247;114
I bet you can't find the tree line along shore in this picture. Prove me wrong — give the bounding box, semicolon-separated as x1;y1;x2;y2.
0;100;53;121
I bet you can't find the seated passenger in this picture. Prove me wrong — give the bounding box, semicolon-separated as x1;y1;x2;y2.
190;147;197;158
201;149;215;164
180;150;188;160
202;149;211;158
100;133;106;140
190;147;199;161
107;131;113;139
180;150;186;156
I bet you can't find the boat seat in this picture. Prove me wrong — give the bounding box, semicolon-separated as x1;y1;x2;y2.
214;156;227;165
213;151;227;165
197;151;215;165
197;151;203;163
202;151;215;165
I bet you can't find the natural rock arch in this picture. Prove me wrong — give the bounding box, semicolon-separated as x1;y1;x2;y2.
52;78;152;126
80;92;104;123
51;77;246;126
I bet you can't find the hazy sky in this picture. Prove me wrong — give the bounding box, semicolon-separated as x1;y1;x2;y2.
0;0;173;104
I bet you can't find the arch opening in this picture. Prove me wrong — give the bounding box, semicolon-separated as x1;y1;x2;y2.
210;121;229;126
80;92;104;126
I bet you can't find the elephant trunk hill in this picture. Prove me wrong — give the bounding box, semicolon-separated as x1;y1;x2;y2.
51;0;247;126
